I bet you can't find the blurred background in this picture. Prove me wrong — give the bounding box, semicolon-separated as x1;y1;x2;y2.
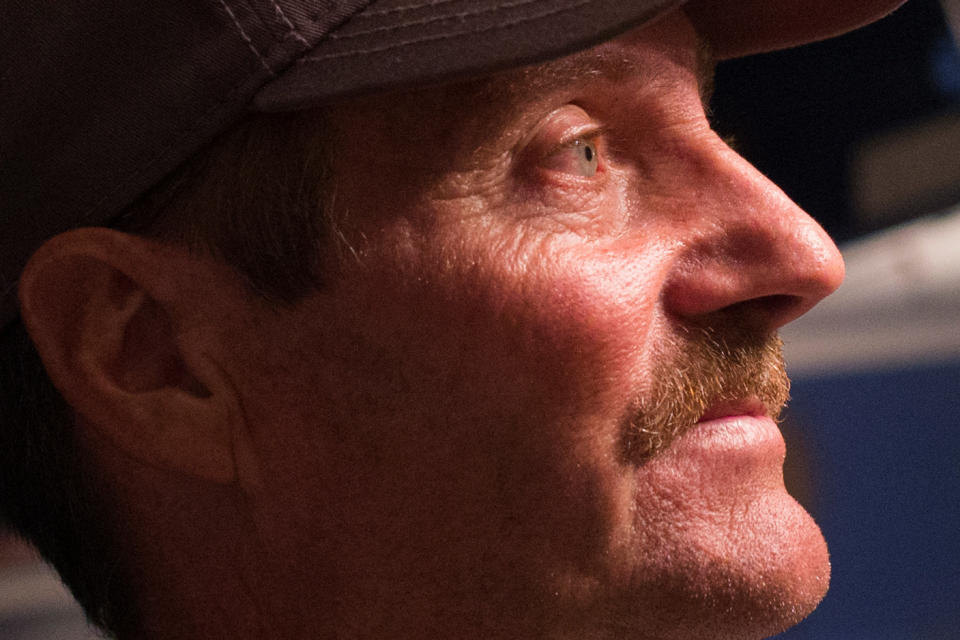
2;0;958;638
709;0;960;637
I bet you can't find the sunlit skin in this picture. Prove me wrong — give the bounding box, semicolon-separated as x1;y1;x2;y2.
49;8;844;640
181;9;845;639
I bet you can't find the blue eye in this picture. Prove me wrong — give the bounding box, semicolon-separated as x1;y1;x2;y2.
568;138;599;177
534;117;605;179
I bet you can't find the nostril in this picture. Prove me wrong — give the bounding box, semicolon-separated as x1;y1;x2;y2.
736;294;800;319
690;294;804;333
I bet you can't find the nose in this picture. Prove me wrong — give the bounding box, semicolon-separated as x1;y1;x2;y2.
660;139;845;332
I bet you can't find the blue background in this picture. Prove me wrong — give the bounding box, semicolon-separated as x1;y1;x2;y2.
776;362;960;639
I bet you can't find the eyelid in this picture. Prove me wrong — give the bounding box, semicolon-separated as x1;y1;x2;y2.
516;105;601;158
552;125;608;154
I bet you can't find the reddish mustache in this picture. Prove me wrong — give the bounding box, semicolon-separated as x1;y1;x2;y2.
621;327;790;463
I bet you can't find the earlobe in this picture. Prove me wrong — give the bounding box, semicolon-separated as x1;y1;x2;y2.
18;228;253;486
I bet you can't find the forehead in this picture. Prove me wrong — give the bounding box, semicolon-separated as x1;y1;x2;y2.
491;14;714;109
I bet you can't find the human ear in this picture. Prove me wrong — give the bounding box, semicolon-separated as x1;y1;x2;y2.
17;227;249;486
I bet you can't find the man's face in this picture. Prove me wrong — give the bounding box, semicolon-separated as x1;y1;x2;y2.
234;10;843;639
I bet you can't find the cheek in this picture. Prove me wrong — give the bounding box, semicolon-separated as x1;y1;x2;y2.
306;222;672;584
402;221;671;421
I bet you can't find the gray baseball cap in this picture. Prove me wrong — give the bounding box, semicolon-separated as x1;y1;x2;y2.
0;0;907;331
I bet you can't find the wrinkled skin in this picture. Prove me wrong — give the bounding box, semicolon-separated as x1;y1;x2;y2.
226;10;843;640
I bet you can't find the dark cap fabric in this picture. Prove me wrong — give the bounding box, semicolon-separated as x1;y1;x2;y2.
0;0;906;332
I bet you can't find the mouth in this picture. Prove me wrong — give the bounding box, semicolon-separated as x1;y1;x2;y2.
619;328;790;465
696;397;769;424
622;396;775;465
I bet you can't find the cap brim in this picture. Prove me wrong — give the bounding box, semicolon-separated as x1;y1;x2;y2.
687;0;909;59
255;0;907;111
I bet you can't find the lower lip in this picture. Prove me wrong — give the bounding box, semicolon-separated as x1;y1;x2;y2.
666;415;786;468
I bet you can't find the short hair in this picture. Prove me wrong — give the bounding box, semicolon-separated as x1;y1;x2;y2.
0;108;334;636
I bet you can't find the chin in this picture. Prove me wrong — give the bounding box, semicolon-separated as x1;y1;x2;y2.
738;492;831;639
537;495;829;640
589;457;832;640
636;494;830;640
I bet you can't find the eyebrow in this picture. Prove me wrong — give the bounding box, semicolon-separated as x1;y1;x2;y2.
696;37;718;111
487;32;719;113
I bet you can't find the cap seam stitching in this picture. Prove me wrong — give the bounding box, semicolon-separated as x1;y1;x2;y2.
328;0;546;41
300;0;591;62
300;0;380;32
358;0;507;19
218;0;277;75
266;0;311;47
